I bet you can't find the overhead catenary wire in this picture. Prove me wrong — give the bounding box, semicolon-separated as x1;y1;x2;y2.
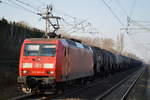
65;20;87;33
113;0;130;31
126;0;138;30
109;0;149;56
135;20;150;23
14;0;39;12
2;0;20;9
100;0;125;27
130;19;150;32
53;8;100;34
3;0;101;35
129;0;138;19
114;0;129;16
122;21;150;35
55;9;77;19
67;23;91;34
35;0;55;14
35;0;45;5
7;0;37;14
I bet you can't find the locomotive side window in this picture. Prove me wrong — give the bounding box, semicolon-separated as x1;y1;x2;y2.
83;45;90;50
66;40;77;47
24;44;56;56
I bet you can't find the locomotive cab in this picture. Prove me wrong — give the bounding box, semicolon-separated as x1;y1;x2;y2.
18;38;58;93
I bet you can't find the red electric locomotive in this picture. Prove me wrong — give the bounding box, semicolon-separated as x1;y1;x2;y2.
18;38;94;93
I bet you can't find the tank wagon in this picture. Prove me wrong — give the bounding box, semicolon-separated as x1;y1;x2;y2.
18;38;142;93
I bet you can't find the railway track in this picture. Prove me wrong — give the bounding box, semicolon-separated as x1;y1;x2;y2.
95;66;145;100
9;94;33;100
52;66;143;100
9;92;59;100
9;66;144;100
120;68;144;100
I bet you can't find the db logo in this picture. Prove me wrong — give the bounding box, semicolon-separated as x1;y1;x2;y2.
34;63;42;68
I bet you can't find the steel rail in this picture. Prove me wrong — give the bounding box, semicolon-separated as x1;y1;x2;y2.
95;67;145;100
51;67;140;100
9;94;34;100
9;92;59;100
120;67;145;100
9;67;143;100
52;77;108;99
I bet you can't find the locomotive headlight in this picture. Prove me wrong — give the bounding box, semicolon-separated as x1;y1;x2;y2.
44;64;54;68
47;71;54;74
50;71;54;74
22;63;32;68
22;70;28;74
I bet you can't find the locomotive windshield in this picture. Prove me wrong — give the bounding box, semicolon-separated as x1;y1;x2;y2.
24;44;56;56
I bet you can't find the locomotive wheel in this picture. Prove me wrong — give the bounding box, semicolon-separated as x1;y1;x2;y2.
22;88;32;94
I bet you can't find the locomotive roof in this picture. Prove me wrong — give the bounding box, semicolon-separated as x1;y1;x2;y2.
25;38;91;50
25;38;60;41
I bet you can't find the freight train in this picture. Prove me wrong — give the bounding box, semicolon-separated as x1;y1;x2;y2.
17;38;142;93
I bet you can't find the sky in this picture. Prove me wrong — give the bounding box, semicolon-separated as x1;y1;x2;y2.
0;0;150;62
